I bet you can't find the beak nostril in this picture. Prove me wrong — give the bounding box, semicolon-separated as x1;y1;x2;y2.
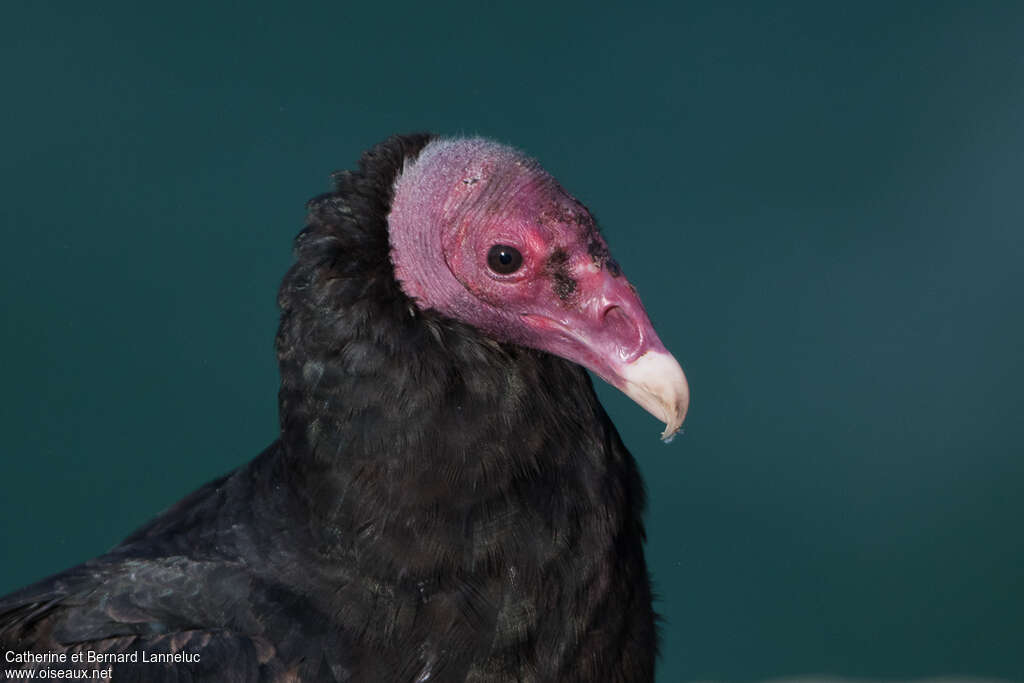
602;304;622;322
602;305;643;361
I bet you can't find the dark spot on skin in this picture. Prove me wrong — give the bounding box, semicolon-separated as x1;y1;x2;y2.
553;271;577;302
538;200;618;277
587;238;610;263
539;199;593;229
548;248;570;267
546;248;577;302
586;236;621;277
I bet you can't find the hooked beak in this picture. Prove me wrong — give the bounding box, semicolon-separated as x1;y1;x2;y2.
614;348;689;441
522;268;690;440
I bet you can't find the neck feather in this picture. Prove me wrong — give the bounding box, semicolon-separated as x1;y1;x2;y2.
271;134;629;578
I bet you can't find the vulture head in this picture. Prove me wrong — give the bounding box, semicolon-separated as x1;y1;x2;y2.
387;137;689;439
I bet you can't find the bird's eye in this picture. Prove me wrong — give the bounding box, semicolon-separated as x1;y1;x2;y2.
486;245;523;274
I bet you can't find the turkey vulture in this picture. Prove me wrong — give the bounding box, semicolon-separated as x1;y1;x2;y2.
0;134;689;682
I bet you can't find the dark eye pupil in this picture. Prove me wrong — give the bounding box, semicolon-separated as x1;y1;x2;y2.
487;245;523;274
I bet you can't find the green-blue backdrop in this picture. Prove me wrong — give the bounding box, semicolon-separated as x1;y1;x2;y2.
2;2;1022;681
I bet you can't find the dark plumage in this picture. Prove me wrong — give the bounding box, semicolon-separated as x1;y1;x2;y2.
0;134;687;682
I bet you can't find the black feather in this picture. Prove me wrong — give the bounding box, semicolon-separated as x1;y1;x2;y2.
1;134;657;682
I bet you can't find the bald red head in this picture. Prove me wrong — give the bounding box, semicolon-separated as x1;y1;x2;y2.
387;138;689;439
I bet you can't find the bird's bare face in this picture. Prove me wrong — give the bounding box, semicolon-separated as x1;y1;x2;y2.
388;138;689;439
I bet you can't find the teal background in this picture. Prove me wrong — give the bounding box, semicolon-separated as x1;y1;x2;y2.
2;2;1022;680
